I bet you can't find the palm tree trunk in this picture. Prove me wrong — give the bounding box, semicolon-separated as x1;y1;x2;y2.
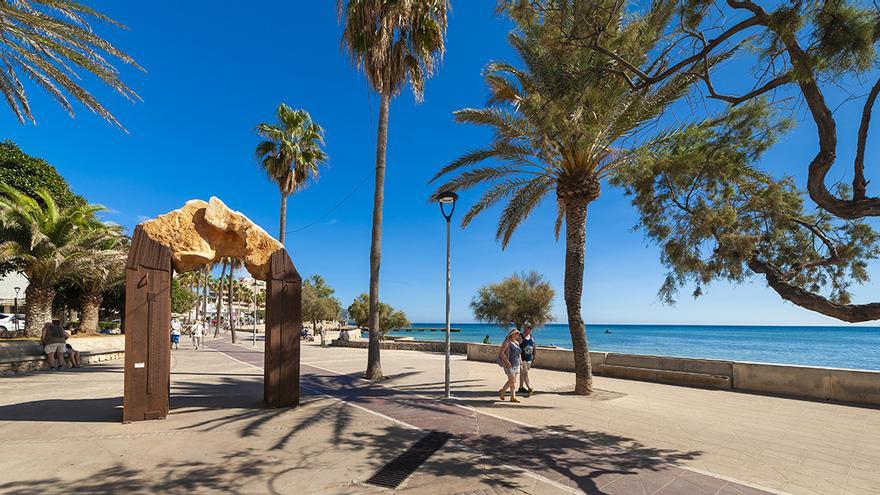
279;192;289;245
214;260;227;338
80;292;103;333
202;266;209;322
563;196;593;394
24;284;54;337
228;266;236;343
366;91;390;381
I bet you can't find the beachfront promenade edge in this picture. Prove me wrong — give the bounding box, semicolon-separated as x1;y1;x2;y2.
329;338;880;406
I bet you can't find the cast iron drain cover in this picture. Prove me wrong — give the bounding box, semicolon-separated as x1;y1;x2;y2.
365;431;452;489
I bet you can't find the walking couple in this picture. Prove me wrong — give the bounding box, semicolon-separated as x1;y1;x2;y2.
497;325;536;403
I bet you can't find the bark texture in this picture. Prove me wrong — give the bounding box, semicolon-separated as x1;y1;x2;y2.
80;293;103;333
562;195;594;395
279;193;288;245
366;91;390;381
748;258;880;322
214;260;227;337
228;268;236;343
24;284;54;337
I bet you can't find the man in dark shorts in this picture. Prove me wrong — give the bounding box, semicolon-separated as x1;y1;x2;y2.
518;325;536;396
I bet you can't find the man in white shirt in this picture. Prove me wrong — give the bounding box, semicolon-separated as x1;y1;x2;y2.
192;321;205;350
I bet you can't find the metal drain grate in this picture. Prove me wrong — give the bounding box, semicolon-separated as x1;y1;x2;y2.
366;431;452;489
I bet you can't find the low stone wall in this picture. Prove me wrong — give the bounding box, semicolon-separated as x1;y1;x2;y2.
466;343;880;407
0;335;125;375
466;342;606;373
331;339;468;354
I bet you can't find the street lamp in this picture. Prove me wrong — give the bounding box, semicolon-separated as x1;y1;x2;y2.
13;287;20;333
437;190;458;399
252;280;258;347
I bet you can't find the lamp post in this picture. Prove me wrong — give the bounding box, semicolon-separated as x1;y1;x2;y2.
437;190;458;399
252;280;258;347
13;287;20;333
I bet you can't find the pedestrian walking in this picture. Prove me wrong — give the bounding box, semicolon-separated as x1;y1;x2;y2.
171;319;182;350
497;328;523;403
519;324;536;396
192;320;205;350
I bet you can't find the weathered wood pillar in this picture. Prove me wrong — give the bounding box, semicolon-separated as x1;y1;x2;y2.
123;226;172;422
264;249;302;407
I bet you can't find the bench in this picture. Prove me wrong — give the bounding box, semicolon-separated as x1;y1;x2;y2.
600;353;733;390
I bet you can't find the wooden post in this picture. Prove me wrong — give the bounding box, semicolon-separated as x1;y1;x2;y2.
264;249;302;407
123;226;172;422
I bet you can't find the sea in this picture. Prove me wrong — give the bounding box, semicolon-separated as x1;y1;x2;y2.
383;323;880;371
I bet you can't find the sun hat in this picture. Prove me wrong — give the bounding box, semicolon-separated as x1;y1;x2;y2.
506;328;520;338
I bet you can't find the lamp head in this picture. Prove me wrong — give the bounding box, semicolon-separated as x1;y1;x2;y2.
14;287;20;295
437;191;458;221
437;191;458;204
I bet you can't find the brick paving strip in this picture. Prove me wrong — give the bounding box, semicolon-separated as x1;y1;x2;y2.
207;340;778;495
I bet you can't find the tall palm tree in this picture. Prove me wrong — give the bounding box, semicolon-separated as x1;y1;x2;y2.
0;185;105;336
227;258;241;343
68;223;127;332
213;259;227;338
431;1;699;394
255;104;327;245
0;0;142;128
338;0;449;380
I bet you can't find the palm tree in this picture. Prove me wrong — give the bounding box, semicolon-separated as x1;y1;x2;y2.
0;185;105;336
255;104;327;245
431;2;698;394
176;270;202;323
0;0;142;129
213;259;227;338
338;0;449;381
227;258;241;343
68;223;127;332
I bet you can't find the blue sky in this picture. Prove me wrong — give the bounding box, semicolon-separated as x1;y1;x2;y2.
1;1;878;325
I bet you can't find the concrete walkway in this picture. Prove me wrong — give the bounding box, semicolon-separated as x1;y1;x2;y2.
292;342;880;495
0;339;877;494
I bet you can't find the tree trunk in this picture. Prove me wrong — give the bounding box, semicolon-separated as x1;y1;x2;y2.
228;266;236;344
24;284;54;337
279;192;289;245
214;260;227;338
563;196;593;394
80;293;103;333
202;266;209;322
366;91;391;381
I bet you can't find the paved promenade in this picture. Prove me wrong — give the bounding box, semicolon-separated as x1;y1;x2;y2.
0;339;877;494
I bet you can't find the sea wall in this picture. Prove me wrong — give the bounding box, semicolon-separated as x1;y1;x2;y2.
331;339;469;354
0;335;125;375
466;343;880;406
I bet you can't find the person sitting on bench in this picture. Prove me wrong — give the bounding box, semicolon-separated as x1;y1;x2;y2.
41;323;68;371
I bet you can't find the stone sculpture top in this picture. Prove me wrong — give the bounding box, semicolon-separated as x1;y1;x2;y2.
139;197;283;280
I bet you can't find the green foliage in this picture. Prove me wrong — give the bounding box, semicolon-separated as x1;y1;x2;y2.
302;275;342;324
338;0;449;99
0;185;107;286
347;293;409;336
470;271;555;331
255;104;328;196
0;0;142;128
0;141;85;209
431;0;701;247
171;276;198;315
613;101;880;305
811;0;878;75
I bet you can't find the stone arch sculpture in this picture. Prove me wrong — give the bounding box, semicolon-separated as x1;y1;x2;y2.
123;197;302;422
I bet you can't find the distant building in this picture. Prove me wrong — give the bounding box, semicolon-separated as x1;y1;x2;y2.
0;273;27;314
240;277;266;295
